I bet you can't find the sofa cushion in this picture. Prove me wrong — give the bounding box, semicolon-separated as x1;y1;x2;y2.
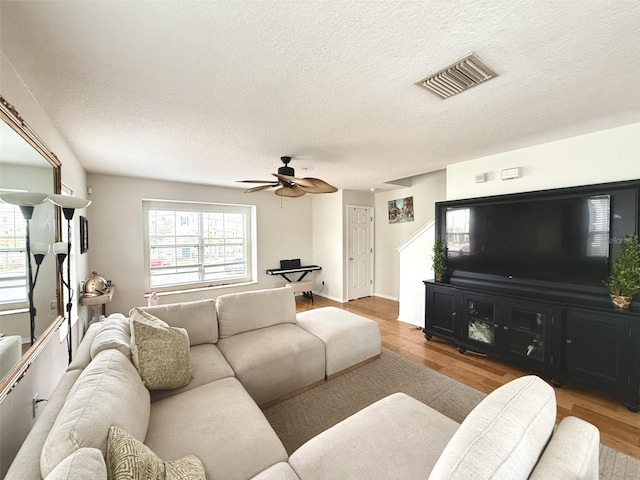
66;322;103;371
529;416;600;480
137;299;218;345
216;287;296;338
429;375;556;480
130;308;193;390
251;462;301;480
90;316;131;360
40;349;150;477
107;426;205;480
150;343;235;402
289;392;460;479
146;377;288;480
217;323;325;406
44;448;106;480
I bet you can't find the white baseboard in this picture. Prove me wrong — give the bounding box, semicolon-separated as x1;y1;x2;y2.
320;293;346;303
396;316;423;328
314;293;399;303
373;292;398;301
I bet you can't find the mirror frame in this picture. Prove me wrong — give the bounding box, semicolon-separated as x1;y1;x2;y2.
0;95;64;403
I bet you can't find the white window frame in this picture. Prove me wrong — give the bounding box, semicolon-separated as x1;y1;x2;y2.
0;198;28;309
143;200;256;293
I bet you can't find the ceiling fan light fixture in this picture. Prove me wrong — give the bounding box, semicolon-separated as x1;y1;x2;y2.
239;156;337;197
275;185;306;197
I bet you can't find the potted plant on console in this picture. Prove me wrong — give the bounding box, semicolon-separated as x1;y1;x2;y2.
606;233;640;309
432;239;447;282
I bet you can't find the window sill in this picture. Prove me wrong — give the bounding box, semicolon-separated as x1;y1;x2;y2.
0;307;29;316
145;280;258;298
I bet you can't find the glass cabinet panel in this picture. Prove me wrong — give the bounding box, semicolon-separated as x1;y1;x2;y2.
507;308;546;361
466;299;496;346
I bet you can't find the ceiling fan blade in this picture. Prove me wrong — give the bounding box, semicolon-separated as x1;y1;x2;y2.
239;180;278;184
296;178;338;194
275;185;306;197
244;184;276;193
272;173;315;188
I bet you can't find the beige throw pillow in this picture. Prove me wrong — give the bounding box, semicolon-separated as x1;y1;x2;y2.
130;308;193;390
107;426;206;480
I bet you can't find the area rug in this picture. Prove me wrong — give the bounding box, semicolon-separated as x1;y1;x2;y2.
263;348;639;480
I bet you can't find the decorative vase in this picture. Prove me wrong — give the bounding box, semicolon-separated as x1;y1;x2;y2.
435;273;443;282
610;294;632;309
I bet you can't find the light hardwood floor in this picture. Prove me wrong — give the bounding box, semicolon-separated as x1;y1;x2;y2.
295;294;640;459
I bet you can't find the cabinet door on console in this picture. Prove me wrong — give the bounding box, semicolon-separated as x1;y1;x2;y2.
425;285;460;341
502;301;555;367
564;309;629;395
461;293;499;352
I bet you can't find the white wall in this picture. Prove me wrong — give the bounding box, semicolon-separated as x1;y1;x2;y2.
0;51;89;477
446;123;640;200
311;192;345;302
374;170;446;300
396;219;435;327
86;173;312;314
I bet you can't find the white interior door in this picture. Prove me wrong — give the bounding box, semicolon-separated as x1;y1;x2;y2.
347;206;373;300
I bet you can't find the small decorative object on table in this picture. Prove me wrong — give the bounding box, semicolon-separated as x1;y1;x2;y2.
432;240;447;282
84;271;108;296
605;233;640;309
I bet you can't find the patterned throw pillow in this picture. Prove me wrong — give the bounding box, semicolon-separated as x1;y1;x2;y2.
130;308;193;390
107;426;206;480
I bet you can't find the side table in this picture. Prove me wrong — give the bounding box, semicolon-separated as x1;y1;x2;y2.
80;286;116;323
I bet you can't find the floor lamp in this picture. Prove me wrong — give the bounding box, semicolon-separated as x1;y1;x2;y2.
0;192;50;345
49;194;91;364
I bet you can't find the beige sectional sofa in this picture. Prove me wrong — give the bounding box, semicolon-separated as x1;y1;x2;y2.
5;287;600;480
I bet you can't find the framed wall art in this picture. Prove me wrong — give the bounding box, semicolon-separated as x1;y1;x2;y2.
388;196;414;224
79;215;89;253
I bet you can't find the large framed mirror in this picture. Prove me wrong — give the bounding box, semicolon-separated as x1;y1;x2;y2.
0;95;63;402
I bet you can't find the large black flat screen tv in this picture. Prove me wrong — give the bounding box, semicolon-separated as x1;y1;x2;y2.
438;181;639;291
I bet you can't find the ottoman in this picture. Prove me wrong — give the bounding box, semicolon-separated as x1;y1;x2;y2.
296;306;381;378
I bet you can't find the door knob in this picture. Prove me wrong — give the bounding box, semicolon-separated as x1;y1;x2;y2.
349;257;354;261
566;339;573;344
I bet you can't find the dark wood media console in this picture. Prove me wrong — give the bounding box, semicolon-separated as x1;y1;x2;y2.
424;279;640;412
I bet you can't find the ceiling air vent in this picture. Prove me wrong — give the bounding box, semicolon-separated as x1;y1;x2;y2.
415;53;498;99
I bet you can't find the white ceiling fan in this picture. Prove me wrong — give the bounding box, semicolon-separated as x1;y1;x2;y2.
239;156;338;197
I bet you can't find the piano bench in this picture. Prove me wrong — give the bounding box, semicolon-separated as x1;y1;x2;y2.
286;281;316;302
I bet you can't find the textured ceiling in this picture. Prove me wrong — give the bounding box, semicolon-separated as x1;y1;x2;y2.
1;1;639;192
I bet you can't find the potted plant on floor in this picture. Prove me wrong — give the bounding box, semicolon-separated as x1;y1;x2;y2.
606;233;640;309
432;240;447;282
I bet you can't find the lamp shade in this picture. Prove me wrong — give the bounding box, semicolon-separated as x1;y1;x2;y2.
31;242;51;256
0;192;49;206
48;194;91;209
53;242;69;255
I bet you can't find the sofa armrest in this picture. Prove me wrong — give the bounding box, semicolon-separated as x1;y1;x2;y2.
529;416;599;480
